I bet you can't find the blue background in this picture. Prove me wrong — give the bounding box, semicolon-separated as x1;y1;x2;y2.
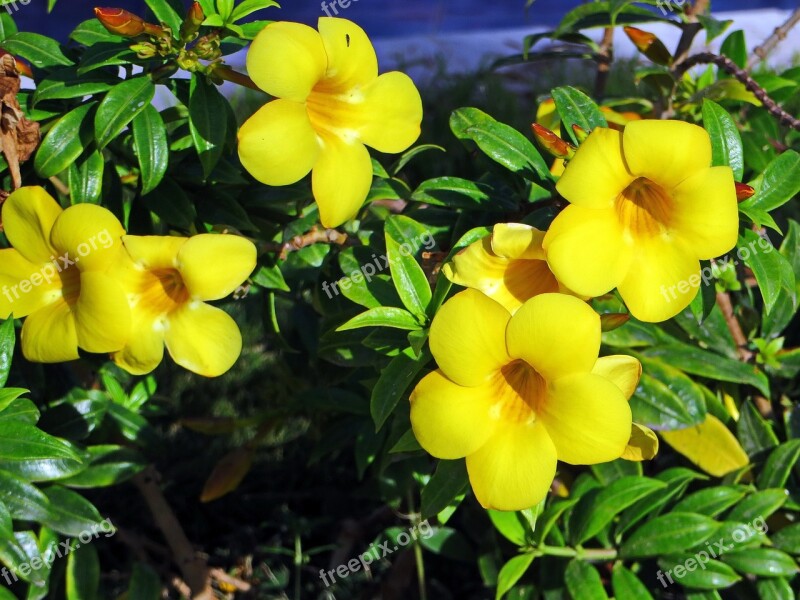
9;0;795;39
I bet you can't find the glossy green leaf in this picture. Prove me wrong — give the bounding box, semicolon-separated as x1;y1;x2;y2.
495;553;534;599
189;74;229;178
34;102;96;178
68;150;104;205
371;349;430;430
385;218;432;321
612;564;653;600
0;32;73;68
133;104;169;195
94;77;155;149
621;512;721;558
41;487;104;538
727;489;787;522
758;440;800;489
721;548;798;577
34;68;117;103
144;0;183;33
741;150;800;213
0;317;13;388
66;542;100;600
421;459;469;520
656;555;741;590
673;486;748;517
337;307;422;332
702;99;744;180
565;560;608;600
552;85;608;143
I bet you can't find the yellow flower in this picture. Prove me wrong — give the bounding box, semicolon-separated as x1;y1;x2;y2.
112;234;257;377
238;18;423;228
443;223;572;314
410;290;639;511
543;120;738;322
0;187;130;362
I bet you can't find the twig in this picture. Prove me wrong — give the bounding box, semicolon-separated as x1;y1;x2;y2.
132;467;214;599
264;227;351;260
749;7;800;69
674;53;800;131
687;0;710;20
209;567;252;592
213;65;261;91
594;27;615;99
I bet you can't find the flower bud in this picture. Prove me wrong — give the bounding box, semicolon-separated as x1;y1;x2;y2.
623;26;673;66
180;2;205;42
600;313;630;332
94;7;163;38
531;123;575;160
735;182;755;202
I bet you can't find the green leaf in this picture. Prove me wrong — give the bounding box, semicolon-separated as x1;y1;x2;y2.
133;105;169;195
411;177;492;209
59;445;146;488
41;487;104;538
335;247;401;309
68;150;104;204
727;489;787;523
66;542;100;600
34;68;117;103
0;32;73;68
34;102;96;178
737;399;779;456
702;99;744;180
421;460;469;520
565;560;608;600
70;19;124;46
0;421;84;481
385;218;432;321
77;43;136;75
141;177;197;229
229;0;279;22
721;29;747;69
571;476;666;543
756;577;794;600
0;12;18;42
144;0;183;33
126;563;161;600
612;564;653;600
630;357;706;429
673;486;748;517
758;440;800;489
741;150;800;213
0;468;51;522
337;307;422;332
488;510;528;546
656;555;741;590
621;513;721;558
370;349;430;430
189;74;229;178
0;317;13;388
742;231;796;316
94;77;155;149
721;548;798;577
772;523;800;555
551;86;608;143
496;553;534;600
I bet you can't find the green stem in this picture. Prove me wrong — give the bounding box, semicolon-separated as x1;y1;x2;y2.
536;545;617;561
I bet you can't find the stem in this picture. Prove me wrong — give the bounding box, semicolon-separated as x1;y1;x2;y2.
407;491;427;600
749;7;800;69
214;65;261;91
594;27;615;99
536;545;617;561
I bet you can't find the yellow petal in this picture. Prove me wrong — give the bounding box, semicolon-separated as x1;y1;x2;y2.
671;166;738;259
491;223;547;260
238;99;321;186
540;372;632;465
617;236;700;322
246;21;326;101
660;414;748;477
20;300;78;362
165;302;242;377
621;423;660;461
543;205;633;297
49;204;126;271
0;249;59;318
591;355;642;399
73;271;131;353
506;293;600;381
622;120;712;189
122;235;187;269
443;238;558;314
178;234;257;301
311;133;372;228
429;289;510;387
112;314;165;376
555;128;634;209
466;421;557;511
317;17;377;92
356;72;422;153
2;186;61;264
410;370;496;459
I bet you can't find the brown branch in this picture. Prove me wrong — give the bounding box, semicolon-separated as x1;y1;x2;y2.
264;227;351;260
594;27;615;99
675;52;800;131
687;0;710;20
749;7;800;69
213;66;261;91
132;467;214;599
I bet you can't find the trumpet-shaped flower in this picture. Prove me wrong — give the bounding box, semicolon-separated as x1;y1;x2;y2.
443;223;572;313
543;120;738;322
238;17;423;228
410;290;641;511
112;234;257;377
0;187;130;362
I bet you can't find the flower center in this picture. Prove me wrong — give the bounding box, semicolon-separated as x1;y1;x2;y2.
59;264;81;305
490;360;547;425
132;268;190;318
306;83;362;139
615;177;672;238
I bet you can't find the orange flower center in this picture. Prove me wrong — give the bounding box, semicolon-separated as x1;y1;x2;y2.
490;360;547;425
133;268;190;318
59;265;81;305
615;177;672;238
306;83;360;137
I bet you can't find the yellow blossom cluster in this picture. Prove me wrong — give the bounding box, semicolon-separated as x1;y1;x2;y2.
0;187;256;377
